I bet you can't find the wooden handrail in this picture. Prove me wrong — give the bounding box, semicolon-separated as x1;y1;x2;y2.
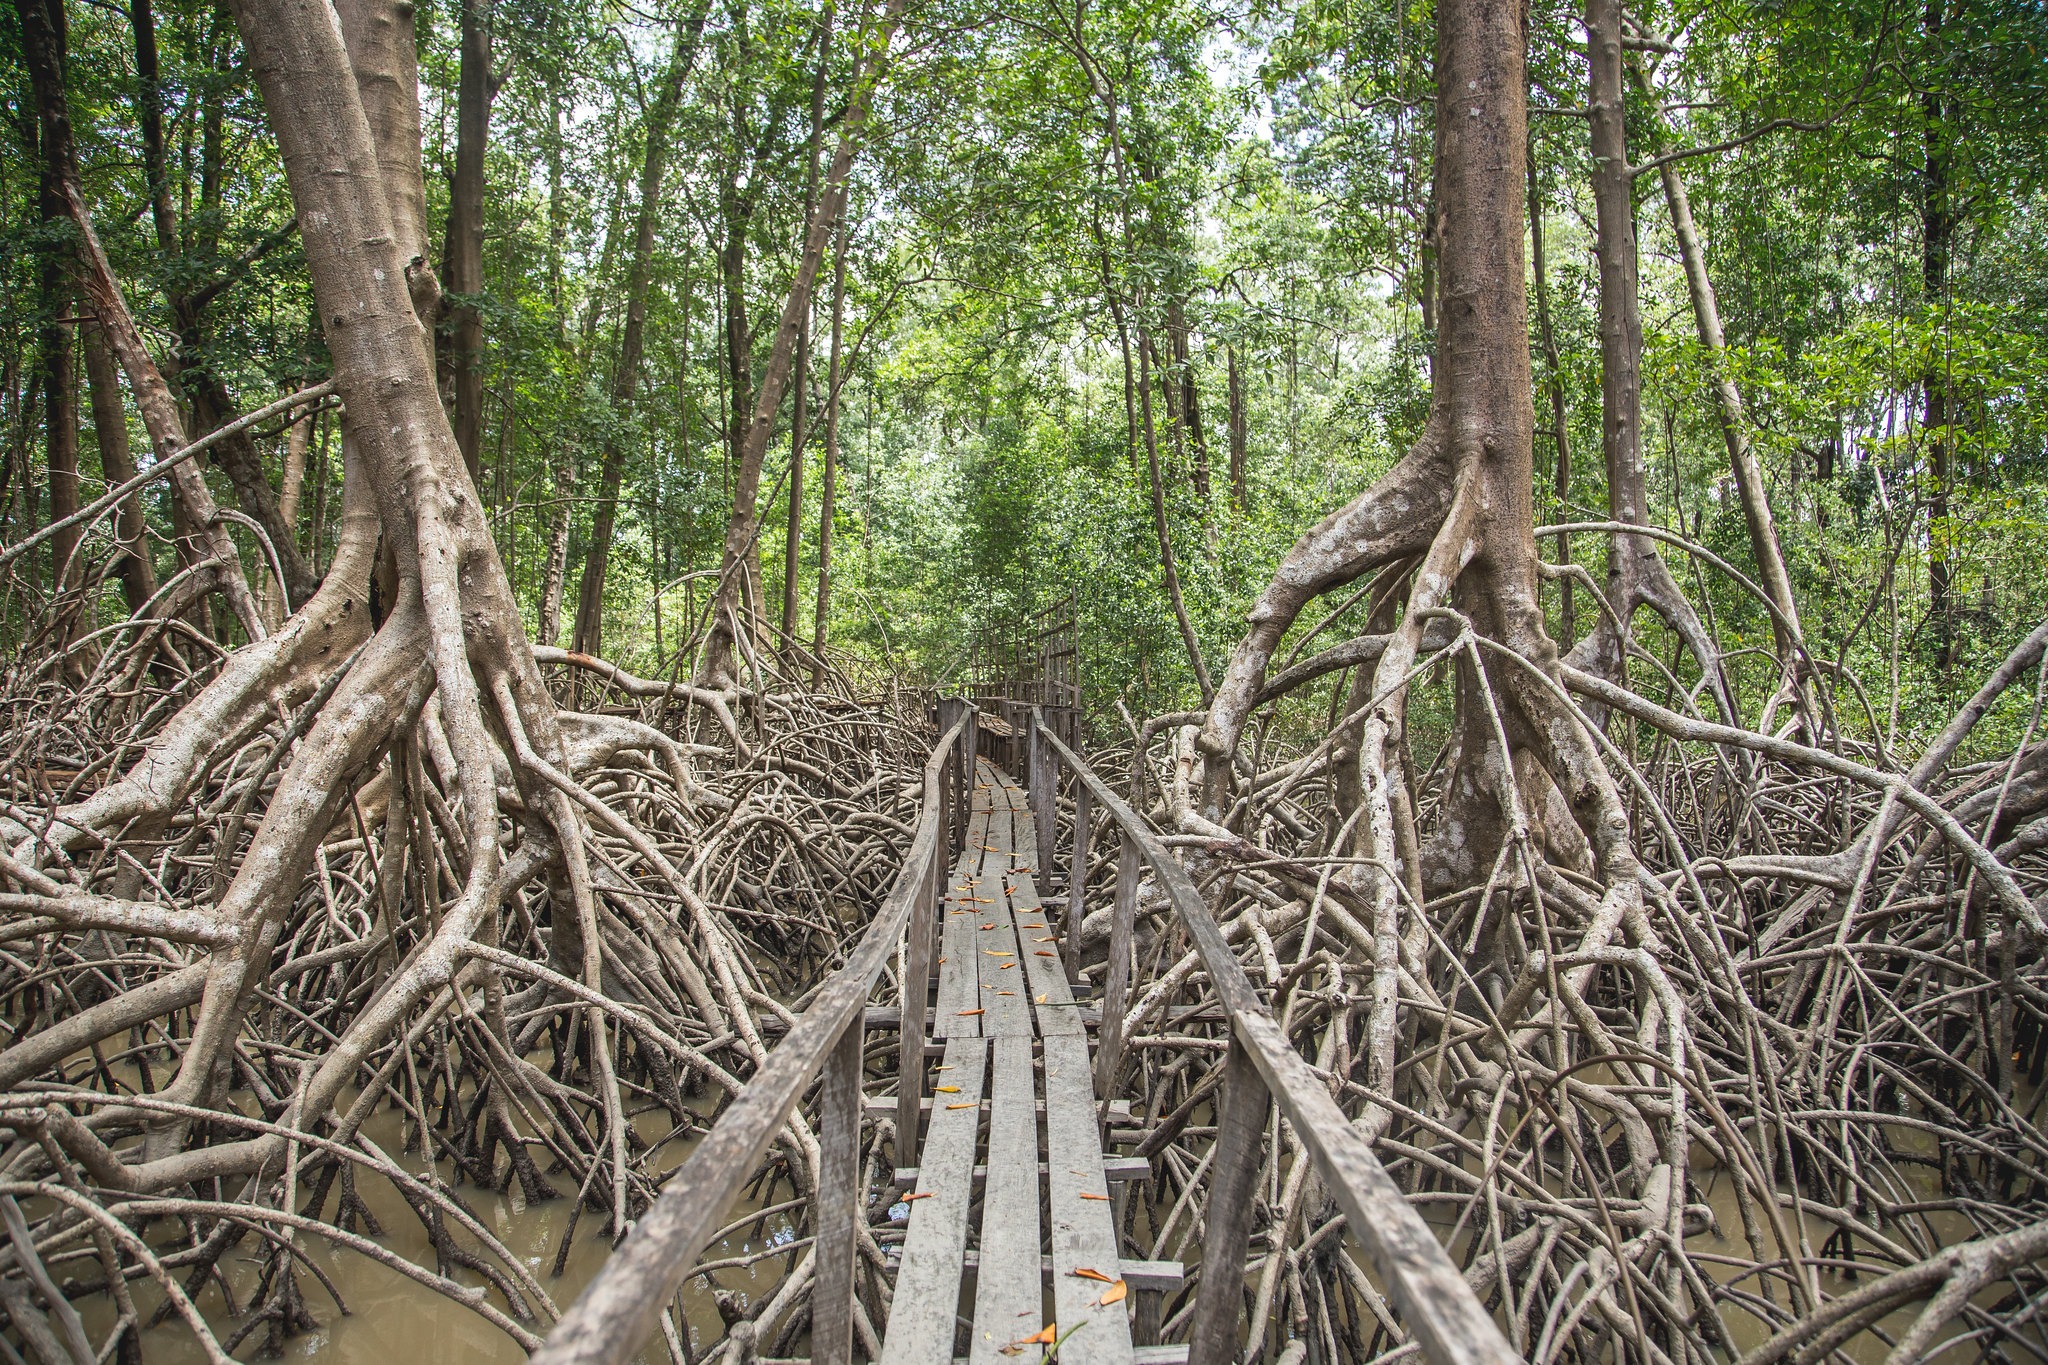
532;709;974;1365
1030;713;1524;1365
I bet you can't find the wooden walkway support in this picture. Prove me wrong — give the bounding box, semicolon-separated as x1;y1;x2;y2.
532;698;1520;1365
877;762;1182;1365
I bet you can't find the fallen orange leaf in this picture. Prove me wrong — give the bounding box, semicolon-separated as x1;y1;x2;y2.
946;1102;977;1110
1036;951;1056;957
1013;1326;1057;1346
1096;1281;1128;1306
902;1192;935;1202
958;1008;985;1016
936;1085;960;1093
1070;1268;1115;1284
1078;1192;1110;1201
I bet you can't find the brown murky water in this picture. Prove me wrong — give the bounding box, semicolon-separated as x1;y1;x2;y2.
73;1096;802;1364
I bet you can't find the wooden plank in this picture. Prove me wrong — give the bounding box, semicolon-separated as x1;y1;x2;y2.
967;1036;1041;1365
879;1036;988;1365
1014;876;1085;1037
976;903;1033;1037
933;864;983;1039
1041;1031;1134;1365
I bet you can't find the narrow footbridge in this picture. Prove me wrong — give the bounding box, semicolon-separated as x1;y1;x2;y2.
533;703;1518;1365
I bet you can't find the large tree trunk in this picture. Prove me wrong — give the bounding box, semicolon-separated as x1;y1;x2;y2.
572;15;703;659
700;0;905;687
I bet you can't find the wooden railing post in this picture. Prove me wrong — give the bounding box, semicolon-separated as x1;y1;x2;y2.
1029;709;1056;880
1093;829;1138;1098
1187;1035;1271;1365
957;707;977;846
896;833;939;1161
1062;779;1090;983
813;1014;864;1365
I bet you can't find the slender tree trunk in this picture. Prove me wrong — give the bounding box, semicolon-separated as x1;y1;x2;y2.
571;11;706;659
1922;0;1955;664
783;9;833;647
1632;67;1806;669
1527;150;1573;646
1169;300;1210;504
443;0;496;489
81;324;157;614
720;186;759;635
20;0;263;639
700;0;906;687
812;217;847;672
1226;343;1247;510
127;0;319;612
1138;328;1212;701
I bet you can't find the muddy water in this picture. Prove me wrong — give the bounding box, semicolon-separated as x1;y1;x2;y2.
77;1096;803;1364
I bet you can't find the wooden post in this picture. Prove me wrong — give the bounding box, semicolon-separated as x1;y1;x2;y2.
1187;1036;1270;1365
1093;830;1138;1097
1030;712;1056;880
937;697;963;853
896;837;937;1160
812;1014;863;1365
957;707;977;844
1062;781;1090;983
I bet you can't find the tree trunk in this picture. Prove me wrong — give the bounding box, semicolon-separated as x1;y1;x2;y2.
333;0;440;318
1226;343;1247;510
812;216;847;673
1572;0;1738;728
126;0;319;612
23;0;80;646
571;12;706;659
80;323;158;615
19;0;264;641
1527;150;1572;646
1632;66;1807;672
700;0;906;687
1922;0;1955;664
782;11;834;648
443;0;496;489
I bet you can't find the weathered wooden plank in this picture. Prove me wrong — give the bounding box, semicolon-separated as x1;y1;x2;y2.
933;865;983;1039
1013;876;1085;1037
813;1015;865;1365
1041;1030;1135;1365
967;1036;1041;1365
879;1036;988;1365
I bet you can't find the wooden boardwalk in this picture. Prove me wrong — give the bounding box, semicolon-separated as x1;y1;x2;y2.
878;762;1183;1365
